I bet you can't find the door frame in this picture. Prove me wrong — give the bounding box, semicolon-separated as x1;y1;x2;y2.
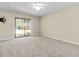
15;17;31;38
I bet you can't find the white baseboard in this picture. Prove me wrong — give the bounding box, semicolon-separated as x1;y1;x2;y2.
41;33;79;46
31;34;40;36
0;36;13;41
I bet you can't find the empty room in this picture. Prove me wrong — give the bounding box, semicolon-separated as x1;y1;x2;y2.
0;2;79;57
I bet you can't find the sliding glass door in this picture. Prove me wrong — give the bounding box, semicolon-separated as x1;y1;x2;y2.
15;17;31;38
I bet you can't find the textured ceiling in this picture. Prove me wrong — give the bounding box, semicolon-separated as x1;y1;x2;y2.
0;2;78;17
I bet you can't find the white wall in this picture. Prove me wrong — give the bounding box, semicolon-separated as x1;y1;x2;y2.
0;10;39;40
40;5;79;44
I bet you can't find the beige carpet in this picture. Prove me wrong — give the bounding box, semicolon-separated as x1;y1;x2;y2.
0;36;79;57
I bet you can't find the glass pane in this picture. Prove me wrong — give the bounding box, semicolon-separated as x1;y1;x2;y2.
16;19;24;37
24;20;31;36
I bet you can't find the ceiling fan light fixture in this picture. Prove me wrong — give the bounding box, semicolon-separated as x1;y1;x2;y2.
33;2;44;11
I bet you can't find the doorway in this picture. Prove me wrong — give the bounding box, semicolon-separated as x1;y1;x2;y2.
15;17;31;38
